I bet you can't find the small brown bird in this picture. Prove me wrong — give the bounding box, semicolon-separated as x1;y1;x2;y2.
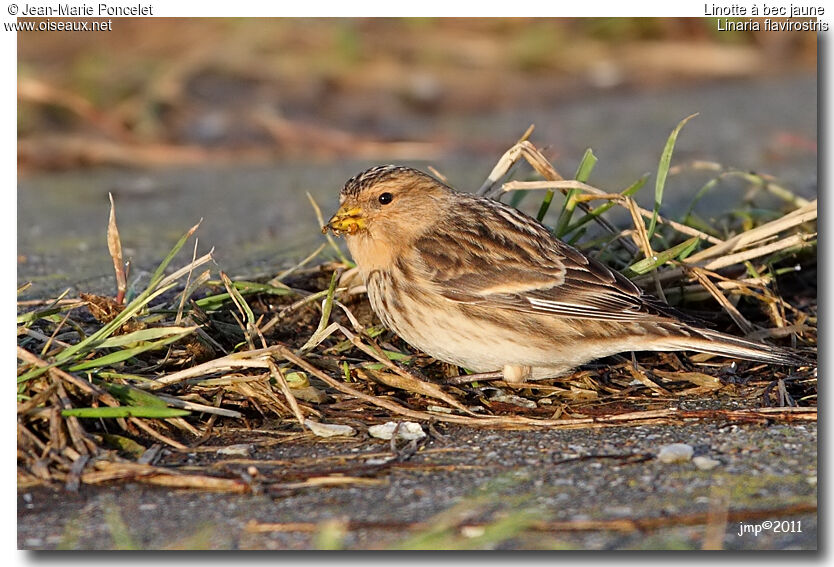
324;165;801;383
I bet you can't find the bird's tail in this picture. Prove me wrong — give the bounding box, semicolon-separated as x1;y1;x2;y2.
660;327;810;366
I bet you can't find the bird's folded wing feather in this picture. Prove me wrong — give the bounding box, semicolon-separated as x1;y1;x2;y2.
414;211;662;322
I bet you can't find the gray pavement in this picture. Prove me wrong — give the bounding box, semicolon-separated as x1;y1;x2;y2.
18;420;817;550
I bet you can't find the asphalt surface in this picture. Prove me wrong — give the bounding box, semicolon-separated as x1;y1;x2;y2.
18;418;817;550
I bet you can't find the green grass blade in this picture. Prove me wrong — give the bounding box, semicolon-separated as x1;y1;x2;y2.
222;273;257;327
683;174;722;223
96;371;157;383
680;211;723;238
574;148;598;182
17;289;75;325
67;328;193;372
625;236;700;277
53;282;178;364
103;382;169;407
566;227;587;246
195;280;293;310
509;189;529;208
554;149;597;236
562;174;648;236
299;271;339;353
382;350;412;362
648;113;698;240
148;221;201;286
95;326;197;349
535;189;556;222
17;360;59;383
62;406;190;418
18;305;70;325
536;149;596;222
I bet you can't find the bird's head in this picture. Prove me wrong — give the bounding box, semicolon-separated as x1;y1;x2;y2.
324;165;450;246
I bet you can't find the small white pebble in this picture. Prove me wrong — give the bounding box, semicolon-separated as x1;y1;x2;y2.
460;526;486;538
216;443;253;456
491;394;537;409
305;419;356;438
656;443;694;463
693;456;721;470
368;421;426;440
365;457;395;466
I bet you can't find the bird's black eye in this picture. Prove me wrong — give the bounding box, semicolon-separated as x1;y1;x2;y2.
378;192;393;205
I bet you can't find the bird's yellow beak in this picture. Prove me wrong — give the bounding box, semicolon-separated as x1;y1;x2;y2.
323;205;366;236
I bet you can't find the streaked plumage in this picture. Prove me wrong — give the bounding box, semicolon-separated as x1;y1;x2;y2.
325;165;802;382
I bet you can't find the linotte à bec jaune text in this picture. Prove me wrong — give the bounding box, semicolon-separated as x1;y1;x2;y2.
705;3;827;30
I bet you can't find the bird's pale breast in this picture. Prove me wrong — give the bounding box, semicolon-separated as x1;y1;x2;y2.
364;265;584;373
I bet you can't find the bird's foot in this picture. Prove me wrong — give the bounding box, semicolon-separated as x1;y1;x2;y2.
502;364;532;384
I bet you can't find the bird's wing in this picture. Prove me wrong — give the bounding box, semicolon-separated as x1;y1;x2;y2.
414;199;666;322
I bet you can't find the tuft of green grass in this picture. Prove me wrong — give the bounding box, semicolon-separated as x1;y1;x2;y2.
562;173;648;237
648;113;698;240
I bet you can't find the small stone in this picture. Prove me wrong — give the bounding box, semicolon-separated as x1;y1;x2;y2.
460;526;485;538
216;444;253;456
305;419;356;438
656;443;694;463
365;457;395;466
693;456;721;470
491;394;537;409
368;421;426;441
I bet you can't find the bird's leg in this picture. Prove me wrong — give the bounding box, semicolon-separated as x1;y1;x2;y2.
502;364;532;384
